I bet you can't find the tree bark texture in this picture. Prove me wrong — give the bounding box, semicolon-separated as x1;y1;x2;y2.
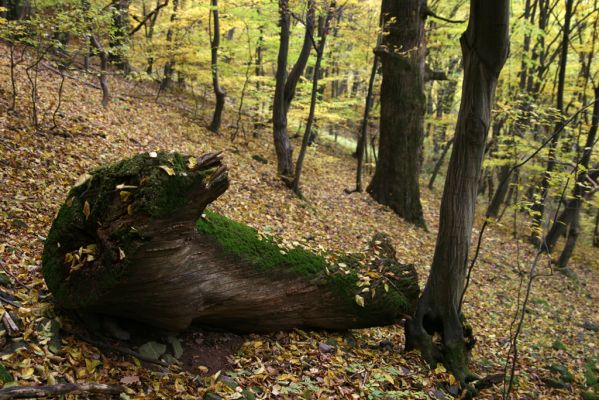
367;0;427;228
208;0;226;133
405;0;509;385
42;152;420;333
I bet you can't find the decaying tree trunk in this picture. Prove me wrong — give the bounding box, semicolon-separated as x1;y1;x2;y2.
43;152;419;333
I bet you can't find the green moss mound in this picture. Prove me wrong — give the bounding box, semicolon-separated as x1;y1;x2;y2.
43;152;212;309
197;210;417;316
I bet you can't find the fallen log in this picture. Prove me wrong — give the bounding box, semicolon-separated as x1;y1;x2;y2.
42;151;419;333
0;383;124;399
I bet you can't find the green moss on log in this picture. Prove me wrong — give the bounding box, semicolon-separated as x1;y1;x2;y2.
197;210;418;316
43;152;212;309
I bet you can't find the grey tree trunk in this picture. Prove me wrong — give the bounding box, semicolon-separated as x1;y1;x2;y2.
405;0;509;386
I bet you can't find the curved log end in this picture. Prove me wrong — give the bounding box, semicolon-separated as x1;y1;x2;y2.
42;151;228;310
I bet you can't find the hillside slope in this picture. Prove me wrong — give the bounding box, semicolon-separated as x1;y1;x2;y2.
0;46;598;399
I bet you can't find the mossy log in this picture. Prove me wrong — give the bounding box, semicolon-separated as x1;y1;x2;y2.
42;151;419;333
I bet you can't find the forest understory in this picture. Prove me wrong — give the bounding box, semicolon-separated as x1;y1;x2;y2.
0;43;598;399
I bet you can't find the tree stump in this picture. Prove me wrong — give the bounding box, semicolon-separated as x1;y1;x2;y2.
42;151;419;333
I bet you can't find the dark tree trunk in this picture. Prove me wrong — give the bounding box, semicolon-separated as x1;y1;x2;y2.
160;0;179;91
355;53;379;192
486;164;511;219
543;87;599;255
405;0;509;386
530;0;573;241
42;152;420;333
427;138;453;190
145;0;166;75
272;0;315;179
109;0;131;72
367;0;427;228
293;2;336;195
208;0;226;133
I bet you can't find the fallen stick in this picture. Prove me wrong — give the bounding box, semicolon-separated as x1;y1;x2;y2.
0;383;124;399
1;312;20;337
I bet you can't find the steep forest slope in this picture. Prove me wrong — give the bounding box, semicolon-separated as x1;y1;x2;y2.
0;45;598;399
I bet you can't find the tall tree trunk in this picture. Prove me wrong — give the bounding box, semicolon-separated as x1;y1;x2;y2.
160;0;179;91
530;0;573;242
293;1;336;195
405;0;509;386
544;87;599;256
208;0;226;133
272;0;315;179
367;0;427;228
355;54;379;193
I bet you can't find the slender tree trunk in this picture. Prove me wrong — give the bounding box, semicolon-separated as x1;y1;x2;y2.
530;0;573;241
367;0;427;228
90;35;111;108
427;138;453;190
593;208;599;247
160;0;178;91
145;0;164;75
208;0;226;133
544;87;599;255
293;1;335;195
405;0;509;385
355;54;379;192
272;0;315;179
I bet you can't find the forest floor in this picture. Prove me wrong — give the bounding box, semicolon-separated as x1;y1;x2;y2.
0;45;598;399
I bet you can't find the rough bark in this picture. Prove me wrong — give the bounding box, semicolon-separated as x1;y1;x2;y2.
42;152;420;333
208;0;226;133
405;0;509;387
367;0;427;228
